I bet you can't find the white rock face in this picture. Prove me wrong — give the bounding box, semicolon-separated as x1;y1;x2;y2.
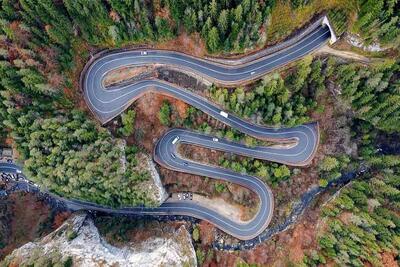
4;213;197;267
141;153;169;204
346;33;386;52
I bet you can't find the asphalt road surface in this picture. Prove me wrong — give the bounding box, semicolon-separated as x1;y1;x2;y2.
0;162;21;173
2;23;331;241
83;25;331;124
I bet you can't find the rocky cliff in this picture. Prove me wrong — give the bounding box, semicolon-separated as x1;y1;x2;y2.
1;213;196;267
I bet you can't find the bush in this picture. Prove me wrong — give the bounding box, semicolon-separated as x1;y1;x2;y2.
119;110;136;137
192;226;200;242
215;183;227;193
66;229;78;241
319;156;339;172
319;179;329;187
158;101;171;126
196;248;205;265
63;256;73;267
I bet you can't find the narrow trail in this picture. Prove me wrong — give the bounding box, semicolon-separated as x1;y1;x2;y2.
316;45;370;62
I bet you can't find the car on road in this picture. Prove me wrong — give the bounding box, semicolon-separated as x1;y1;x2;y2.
219;111;228;118
177;192;193;200
172;136;180;144
212;137;219;142
70;20;328;241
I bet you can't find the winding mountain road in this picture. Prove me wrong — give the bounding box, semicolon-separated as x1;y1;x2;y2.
2;20;334;240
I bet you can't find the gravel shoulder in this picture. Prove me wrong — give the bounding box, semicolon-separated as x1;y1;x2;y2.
190;194;254;223
316;45;370;62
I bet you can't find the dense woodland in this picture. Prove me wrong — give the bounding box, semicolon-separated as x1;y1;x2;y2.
0;58;153;207
335;60;400;132
0;0;398;57
307;163;400;266
0;1;156;207
304;121;400;266
352;0;400;46
210;56;331;126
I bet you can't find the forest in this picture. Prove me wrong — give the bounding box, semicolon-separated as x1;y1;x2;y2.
0;58;153;207
304;121;400;266
0;0;157;207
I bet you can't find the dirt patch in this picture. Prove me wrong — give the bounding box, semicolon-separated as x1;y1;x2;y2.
197;221;216;247
177;144;224;167
338;211;353;224
316;45;370;62
192;195;251;223
155;32;206;58
133;92;178;150
331;35;399;59
161;166;256;207
176;144;259;214
381;252;398;267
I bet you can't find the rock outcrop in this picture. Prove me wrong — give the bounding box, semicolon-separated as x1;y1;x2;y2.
346;33;387;52
1;213;196;267
139;153;169;204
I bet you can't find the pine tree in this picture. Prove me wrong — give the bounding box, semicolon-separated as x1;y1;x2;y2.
207;27;220;52
217;10;229;36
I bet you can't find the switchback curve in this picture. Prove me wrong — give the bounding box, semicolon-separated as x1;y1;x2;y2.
5;21;331;241
81;22;330;240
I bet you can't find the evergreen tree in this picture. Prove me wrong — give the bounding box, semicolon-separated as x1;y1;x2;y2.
207;27;220;52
